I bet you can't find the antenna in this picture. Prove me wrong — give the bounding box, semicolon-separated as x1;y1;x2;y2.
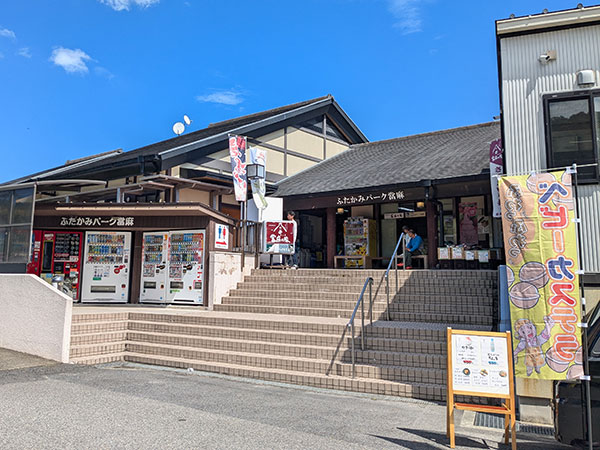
172;122;185;136
172;114;192;136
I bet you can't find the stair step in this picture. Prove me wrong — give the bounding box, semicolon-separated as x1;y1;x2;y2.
71;312;129;323
244;275;497;288
70;330;128;346
71;320;129;335
251;268;498;280
213;304;493;325
125;331;445;367
227;289;495;304
221;296;494;315
70;352;126;365
123;351;448;401
70;341;127;358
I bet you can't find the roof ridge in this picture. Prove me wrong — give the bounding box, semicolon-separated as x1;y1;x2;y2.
206;95;332;128
350;121;499;148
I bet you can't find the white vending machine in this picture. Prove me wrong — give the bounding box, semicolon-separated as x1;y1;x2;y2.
167;229;205;305
140;231;169;304
81;231;132;303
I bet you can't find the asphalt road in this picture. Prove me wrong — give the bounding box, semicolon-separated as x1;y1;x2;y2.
0;361;570;449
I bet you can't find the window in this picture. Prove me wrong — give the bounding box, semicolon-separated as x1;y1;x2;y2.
545;91;600;181
0;187;35;263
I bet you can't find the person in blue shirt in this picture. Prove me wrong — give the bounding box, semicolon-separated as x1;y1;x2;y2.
399;229;423;269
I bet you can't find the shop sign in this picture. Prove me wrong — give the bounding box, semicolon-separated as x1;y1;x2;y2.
405;211;426;218
337;190;405;206
490;138;504;218
60;216;135;227
214;224;229;249
262;220;296;255
498;169;582;380
229;135;247;202
384;212;404;219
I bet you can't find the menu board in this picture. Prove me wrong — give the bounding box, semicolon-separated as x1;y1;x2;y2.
451;333;510;396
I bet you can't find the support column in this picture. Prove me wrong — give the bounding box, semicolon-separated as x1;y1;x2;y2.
426;200;438;269
326;207;336;268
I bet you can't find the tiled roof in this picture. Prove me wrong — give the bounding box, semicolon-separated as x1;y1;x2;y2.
274;121;500;197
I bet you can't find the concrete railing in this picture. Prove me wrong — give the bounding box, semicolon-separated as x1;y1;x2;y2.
207;251;257;308
0;274;72;363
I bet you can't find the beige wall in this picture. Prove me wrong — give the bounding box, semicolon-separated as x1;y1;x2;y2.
287;155;314;176
286;127;324;159
207;251;256;308
178;188;210;204
326;139;349;157
0;275;72;362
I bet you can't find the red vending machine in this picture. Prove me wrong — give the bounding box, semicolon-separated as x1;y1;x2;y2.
27;230;83;301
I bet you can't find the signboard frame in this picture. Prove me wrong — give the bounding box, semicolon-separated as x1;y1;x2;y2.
446;328;516;450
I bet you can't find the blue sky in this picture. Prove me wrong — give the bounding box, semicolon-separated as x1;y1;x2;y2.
0;0;582;181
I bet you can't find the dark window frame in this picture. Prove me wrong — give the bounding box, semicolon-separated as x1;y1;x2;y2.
543;89;600;183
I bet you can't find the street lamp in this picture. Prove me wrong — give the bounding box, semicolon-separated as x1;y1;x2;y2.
247;163;266;180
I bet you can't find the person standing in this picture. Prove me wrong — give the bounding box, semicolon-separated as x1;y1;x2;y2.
399;229;423;269
285;211;299;269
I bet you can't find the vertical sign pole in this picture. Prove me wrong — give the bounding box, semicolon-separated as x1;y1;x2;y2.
446;328;455;448
572;165;594;450
506;330;516;450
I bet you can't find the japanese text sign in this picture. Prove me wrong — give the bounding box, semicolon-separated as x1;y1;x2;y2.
498;169;583;380
60;216;134;227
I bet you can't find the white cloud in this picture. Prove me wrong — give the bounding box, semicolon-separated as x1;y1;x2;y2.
17;47;31;58
387;0;423;34
50;47;93;74
196;90;244;106
99;0;160;11
0;27;16;39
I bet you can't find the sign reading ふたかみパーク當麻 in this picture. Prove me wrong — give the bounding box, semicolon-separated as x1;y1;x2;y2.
498;169;583;380
60;216;134;227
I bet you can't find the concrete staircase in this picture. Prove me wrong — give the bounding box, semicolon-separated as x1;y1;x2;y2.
70;269;497;402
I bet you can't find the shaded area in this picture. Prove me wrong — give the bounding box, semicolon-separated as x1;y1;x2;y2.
0;347;58;371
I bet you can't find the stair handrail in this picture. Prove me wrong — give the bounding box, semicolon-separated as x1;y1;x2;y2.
368;233;405;323
347;276;373;378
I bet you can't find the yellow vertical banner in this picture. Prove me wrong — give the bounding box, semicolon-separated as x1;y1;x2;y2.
498;169;583;380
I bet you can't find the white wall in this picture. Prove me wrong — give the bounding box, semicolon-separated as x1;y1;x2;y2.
0;275;72;362
207;252;257;308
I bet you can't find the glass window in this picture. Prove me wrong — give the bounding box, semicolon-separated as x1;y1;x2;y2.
0;227;7;262
7;226;30;262
11;188;33;225
548;98;596;179
0;191;11;225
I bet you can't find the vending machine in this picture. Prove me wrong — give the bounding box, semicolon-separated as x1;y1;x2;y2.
139;231;169;304
166;229;205;305
81;231;132;303
27;230;83;301
343;217;377;268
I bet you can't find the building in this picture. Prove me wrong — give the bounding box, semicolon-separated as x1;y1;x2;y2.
497;5;600;283
275;121;501;269
0;95;367;305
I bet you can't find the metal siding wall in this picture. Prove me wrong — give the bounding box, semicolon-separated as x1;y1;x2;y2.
500;25;600;273
578;185;600;273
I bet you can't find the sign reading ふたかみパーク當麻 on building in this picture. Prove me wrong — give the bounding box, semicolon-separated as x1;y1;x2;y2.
60;216;135;227
498;169;583;380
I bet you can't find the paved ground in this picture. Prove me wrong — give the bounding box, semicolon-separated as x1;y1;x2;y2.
0;361;571;450
0;348;58;371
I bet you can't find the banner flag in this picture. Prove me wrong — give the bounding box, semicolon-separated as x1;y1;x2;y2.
229;135;247;202
490;139;503;218
248;146;268;210
498;169;583;380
